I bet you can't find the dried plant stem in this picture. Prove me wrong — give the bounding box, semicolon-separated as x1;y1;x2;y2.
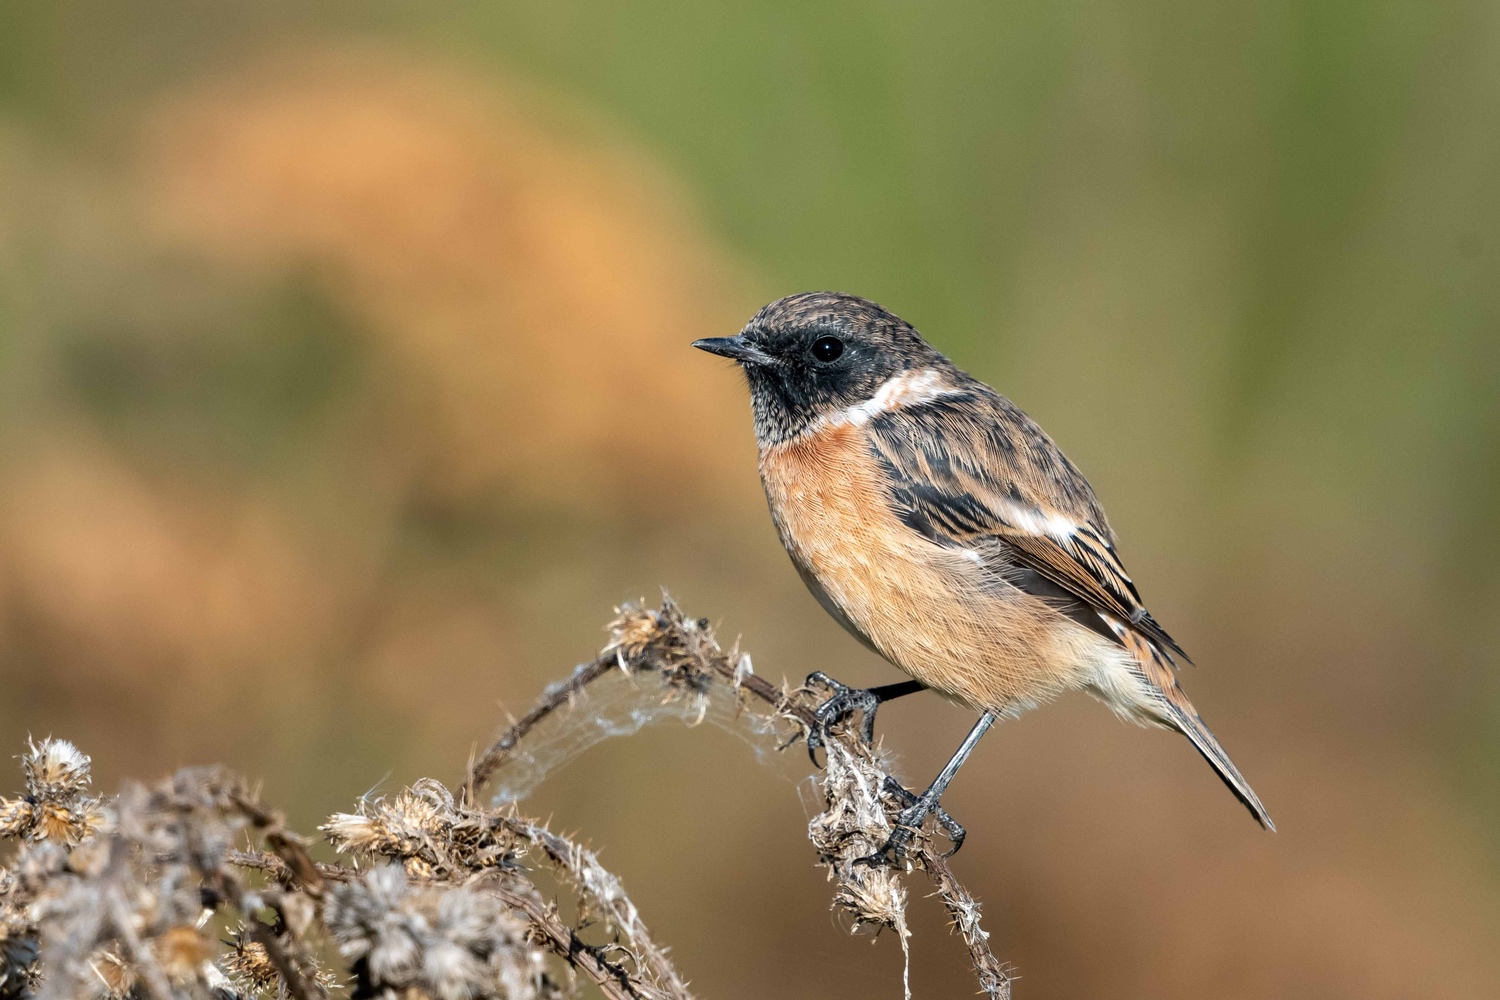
486;881;644;1000
497;816;691;1000
230;789;326;897
216;793;330;1000
8;599;1009;999
464;656;617;804
226;848;350;885
206;859;323;1000
463;600;1014;999
463;626;819;808
926;852;1013;999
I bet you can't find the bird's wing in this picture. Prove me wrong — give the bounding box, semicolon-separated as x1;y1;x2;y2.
866;390;1191;663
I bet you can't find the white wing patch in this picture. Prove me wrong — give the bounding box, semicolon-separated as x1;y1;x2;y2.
994;498;1081;541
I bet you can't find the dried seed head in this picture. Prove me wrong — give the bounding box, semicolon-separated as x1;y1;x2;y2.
604;598;719;720
0;801;35;841
423;938;484;1000
22;740;92;802
1;740;106;846
321;785;446;865
324;864;420;980
807;736;912;940
322;779;520;877
86;949;133;998
222;925;337;999
32;804;84;847
319;813;383;855
222;930;280;994
604;600;653;659
325;865;545;1000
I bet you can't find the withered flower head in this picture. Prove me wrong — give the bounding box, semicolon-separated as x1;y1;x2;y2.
807;736;912;941
223;924;338;999
605;598;717;717
325;865;544;1000
222;928;283;996
22;740;93;802
0;800;33;842
0;739;105;846
322;779;519;878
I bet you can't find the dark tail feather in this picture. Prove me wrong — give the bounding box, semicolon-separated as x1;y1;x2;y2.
1166;704;1276;831
1110;619;1275;830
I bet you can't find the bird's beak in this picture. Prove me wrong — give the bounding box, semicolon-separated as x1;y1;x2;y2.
692;335;777;367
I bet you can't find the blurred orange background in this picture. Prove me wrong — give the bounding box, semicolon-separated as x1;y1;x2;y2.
1;4;1498;997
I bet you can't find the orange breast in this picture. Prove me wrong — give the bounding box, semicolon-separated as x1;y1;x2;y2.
758;426;1090;714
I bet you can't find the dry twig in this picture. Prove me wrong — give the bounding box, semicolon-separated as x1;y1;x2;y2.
464;658;618;806
466;596;1014;999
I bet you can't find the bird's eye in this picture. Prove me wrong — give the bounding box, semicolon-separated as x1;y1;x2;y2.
811;336;845;363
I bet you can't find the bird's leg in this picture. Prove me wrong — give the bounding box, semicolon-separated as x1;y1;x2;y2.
803;672;926;765
858;710;997;867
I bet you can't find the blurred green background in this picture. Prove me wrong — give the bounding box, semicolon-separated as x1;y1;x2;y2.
2;2;1498;997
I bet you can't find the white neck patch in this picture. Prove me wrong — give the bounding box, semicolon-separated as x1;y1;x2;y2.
823;368;958;430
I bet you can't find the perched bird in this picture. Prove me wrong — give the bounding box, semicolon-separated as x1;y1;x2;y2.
694;292;1273;863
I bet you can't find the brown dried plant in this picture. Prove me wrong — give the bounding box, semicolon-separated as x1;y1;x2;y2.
0;597;1012;1000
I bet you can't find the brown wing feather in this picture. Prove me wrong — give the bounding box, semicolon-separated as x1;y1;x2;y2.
994;521;1190;662
866;385;1191;662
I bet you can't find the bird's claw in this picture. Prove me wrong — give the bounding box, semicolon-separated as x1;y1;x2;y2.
853;777;967;867
800;676;968;866
803;671;882;766
854;825;915;869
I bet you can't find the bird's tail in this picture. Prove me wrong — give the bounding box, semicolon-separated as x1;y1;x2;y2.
1108;618;1276;830
1162;697;1276;831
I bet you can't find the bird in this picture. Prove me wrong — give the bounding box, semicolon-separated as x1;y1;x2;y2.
693;291;1273;864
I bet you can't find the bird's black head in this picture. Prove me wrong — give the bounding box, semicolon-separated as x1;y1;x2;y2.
694;292;951;444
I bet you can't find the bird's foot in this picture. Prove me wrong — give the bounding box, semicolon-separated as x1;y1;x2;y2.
803;671;883;765
854;777;966;868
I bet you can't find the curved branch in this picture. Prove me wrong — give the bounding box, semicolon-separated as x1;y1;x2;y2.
461;597;1014;999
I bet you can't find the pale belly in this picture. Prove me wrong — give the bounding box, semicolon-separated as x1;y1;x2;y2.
758;427;1105;715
